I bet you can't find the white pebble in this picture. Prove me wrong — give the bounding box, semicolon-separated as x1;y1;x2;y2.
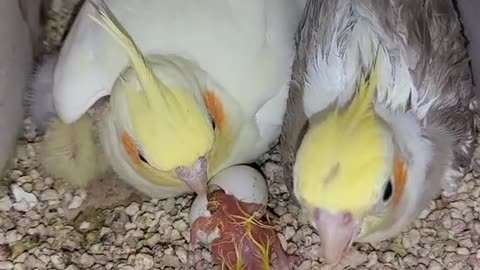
456;248;470;255
13;264;26;270
0;262;14;270
11;186;37;211
50;254;66;269
126;203;140;216
79;222;92;231
67;196;83;209
163;198;176;213
175;247;188;264
40;189;59;201
428;261;442;270
5;231;18;244
79;254;95;268
284;226;296;240
0;196;12;212
159;254;180;268
12;202;29;212
134;253;154;270
172;220;188;231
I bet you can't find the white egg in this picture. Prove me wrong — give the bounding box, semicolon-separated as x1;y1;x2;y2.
189;165;268;226
208;165;268;205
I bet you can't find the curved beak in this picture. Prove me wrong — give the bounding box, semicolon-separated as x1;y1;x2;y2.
312;208;361;264
176;156;208;199
176;156;210;218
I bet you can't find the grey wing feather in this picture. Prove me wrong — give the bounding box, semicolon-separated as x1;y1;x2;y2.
350;0;477;178
280;0;317;198
404;0;477;177
360;1;477;174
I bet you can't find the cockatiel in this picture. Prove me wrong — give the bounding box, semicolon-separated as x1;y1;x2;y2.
280;0;478;264
30;0;304;211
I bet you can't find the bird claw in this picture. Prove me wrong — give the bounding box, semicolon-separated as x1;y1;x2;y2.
471;157;480;177
273;237;298;270
197;194;212;218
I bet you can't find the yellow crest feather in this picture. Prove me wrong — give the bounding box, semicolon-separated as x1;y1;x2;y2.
296;53;392;216
90;1;214;171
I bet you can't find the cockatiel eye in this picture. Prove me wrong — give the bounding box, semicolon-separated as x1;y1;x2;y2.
121;132;151;166
137;149;149;164
209;115;216;130
382;179;393;202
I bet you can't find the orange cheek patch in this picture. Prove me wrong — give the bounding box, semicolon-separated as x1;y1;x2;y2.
203;90;226;129
121;132;142;164
393;158;407;206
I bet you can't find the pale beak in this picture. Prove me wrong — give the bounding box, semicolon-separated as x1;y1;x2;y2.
176;156;209;214
312;208;361;264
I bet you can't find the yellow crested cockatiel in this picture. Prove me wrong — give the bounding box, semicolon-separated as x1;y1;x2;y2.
29;0;304;212
280;0;478;264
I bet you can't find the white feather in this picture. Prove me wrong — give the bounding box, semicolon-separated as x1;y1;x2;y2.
364;105;435;242
54;0;304;124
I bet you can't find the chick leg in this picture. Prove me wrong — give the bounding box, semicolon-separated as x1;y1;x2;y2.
272;238;299;270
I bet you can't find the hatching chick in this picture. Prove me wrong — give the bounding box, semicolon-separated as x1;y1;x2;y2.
27;53;108;187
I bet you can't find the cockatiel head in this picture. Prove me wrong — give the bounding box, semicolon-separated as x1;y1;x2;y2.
292;56;440;264
90;1;214;200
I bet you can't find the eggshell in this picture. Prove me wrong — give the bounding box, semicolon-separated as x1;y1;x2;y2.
189;165;268;225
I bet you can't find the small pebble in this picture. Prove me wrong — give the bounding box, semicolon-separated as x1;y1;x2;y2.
79;254;95;268
13;264;26;270
68;196;83;209
0;197;12;212
40;189;59;201
0;262;14;270
125;203;140;216
0;245;12;260
133;253;154;270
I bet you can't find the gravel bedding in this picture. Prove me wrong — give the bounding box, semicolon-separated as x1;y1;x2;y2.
1;1;480;269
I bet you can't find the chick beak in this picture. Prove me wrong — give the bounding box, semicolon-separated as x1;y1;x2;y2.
176;157;209;213
312;208;361;264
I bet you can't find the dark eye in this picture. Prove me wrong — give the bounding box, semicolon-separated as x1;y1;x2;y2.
138;150;148;163
382;179;393;202
209;115;216;130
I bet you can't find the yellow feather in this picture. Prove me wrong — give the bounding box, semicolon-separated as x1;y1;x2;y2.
89;1;214;171
296;53;393;216
40;115;108;187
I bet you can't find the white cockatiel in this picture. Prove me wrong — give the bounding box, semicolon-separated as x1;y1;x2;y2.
281;0;478;264
31;0;304;210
